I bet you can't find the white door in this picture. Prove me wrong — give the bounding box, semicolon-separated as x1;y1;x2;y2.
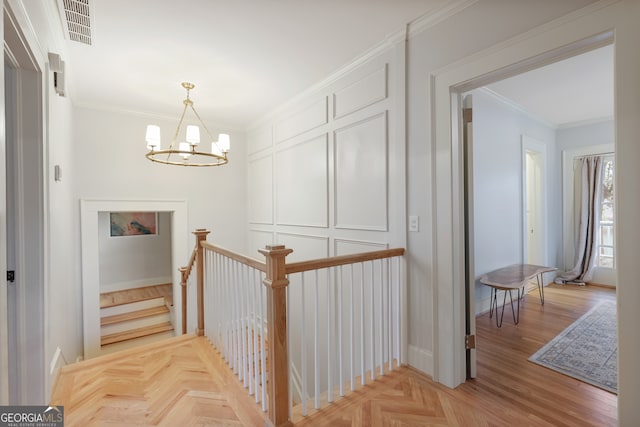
525;150;544;265
522;136;547;270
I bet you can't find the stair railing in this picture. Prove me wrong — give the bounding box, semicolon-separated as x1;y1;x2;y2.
179;229;209;335
182;229;405;427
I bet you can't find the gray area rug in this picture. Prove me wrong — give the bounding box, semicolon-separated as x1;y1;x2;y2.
529;300;617;393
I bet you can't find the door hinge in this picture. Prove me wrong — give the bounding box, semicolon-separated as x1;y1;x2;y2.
7;271;15;283
463;107;472;124
465;334;476;350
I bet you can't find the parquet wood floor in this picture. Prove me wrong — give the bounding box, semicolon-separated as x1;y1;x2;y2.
54;284;616;426
51;334;268;426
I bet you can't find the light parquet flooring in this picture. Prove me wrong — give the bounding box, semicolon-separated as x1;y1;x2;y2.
51;334;268;426
54;284;616;426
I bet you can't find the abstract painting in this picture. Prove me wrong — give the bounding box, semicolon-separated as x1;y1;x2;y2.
109;212;157;236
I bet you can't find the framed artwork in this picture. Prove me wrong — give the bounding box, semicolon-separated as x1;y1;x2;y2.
109;212;157;237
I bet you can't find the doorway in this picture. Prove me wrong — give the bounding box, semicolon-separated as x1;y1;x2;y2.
3;6;46;404
522;136;547;267
80;199;189;359
432;28;616;387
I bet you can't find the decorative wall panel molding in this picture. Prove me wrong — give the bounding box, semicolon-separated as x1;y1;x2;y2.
334;112;388;231
335;238;388;256
275;97;328;143
333;65;387;120
248;154;274;224
276;134;328;228
275;232;329;262
249;229;275;255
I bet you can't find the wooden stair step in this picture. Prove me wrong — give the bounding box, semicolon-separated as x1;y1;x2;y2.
101;322;174;346
100;283;172;309
101;305;169;326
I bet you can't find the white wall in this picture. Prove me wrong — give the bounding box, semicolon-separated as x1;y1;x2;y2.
98;211;172;291
469;89;557;313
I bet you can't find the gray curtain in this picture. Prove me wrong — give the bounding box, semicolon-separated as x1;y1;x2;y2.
557;155;604;284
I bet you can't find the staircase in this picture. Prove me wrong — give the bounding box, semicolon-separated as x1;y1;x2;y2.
100;283;175;354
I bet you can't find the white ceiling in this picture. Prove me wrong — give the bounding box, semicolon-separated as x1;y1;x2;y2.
58;2;613;130
62;0;451;128
484;44;614;128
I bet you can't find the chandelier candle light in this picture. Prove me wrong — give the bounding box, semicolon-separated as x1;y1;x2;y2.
145;82;230;166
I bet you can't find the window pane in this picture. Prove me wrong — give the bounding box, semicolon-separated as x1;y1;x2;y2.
600;224;614;246
601;203;614;222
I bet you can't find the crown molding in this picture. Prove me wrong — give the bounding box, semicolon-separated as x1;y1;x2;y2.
407;0;479;39
476;87;557;129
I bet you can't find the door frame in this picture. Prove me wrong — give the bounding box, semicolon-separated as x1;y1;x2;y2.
3;2;46;404
80;199;188;359
431;16;614;386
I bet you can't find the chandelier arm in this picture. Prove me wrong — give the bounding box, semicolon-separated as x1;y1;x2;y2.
171;101;192;149
189;103;219;144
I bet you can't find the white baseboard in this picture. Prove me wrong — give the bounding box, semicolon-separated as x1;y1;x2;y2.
49;347;67;392
408;345;433;377
100;277;172;293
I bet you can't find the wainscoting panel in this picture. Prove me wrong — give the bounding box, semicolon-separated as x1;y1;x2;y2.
248;154;274;225
275;232;329;263
275;96;328;143
334;112;388;231
334;238;388;256
333;65;387;120
275;134;328;228
248;229;275;257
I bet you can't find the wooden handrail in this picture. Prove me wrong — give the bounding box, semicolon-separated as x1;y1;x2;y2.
201;241;267;272
285;247;405;275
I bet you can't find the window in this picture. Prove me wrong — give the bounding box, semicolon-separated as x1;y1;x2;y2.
597;155;614;268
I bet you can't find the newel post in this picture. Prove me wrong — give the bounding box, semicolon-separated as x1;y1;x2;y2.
179;266;188;334
194;229;210;336
259;244;293;427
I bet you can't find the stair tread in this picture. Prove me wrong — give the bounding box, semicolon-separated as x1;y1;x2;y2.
101;305;170;326
101;322;174;346
100;283;172;309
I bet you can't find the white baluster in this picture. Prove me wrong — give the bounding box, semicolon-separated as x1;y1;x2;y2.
338;266;344;397
301;272;307;416
314;269;319;409
327;267;332;403
370;260;375;381
379;259;384;376
360;262;365;386
260;271;267;411
350;264;355;392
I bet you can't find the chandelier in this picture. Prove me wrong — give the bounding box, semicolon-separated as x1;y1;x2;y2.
145;82;230;166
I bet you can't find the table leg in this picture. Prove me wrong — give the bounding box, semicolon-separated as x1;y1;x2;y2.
536;273;545;305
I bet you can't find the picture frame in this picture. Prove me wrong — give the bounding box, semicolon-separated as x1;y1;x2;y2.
109;211;158;237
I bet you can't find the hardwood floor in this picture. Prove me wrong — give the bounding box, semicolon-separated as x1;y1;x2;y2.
295;284;617;426
51;334;268;427
53;284;616;426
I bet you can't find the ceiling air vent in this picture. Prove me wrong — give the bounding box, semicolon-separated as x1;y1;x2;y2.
61;0;92;45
